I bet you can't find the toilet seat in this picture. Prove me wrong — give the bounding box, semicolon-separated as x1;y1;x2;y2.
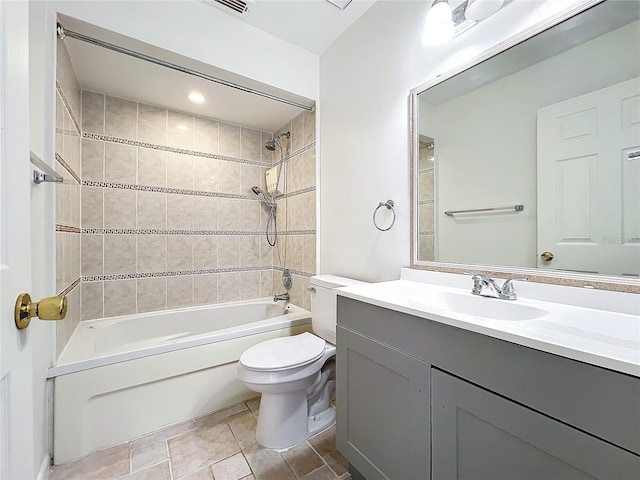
240;332;326;371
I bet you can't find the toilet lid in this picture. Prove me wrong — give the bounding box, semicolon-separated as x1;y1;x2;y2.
240;332;327;371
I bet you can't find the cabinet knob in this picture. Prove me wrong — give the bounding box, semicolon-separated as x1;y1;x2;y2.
14;293;67;329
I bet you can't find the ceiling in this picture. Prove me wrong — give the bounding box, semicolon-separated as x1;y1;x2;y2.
62;0;376;133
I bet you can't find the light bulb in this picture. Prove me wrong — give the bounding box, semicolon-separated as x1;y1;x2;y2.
422;1;454;47
188;91;205;104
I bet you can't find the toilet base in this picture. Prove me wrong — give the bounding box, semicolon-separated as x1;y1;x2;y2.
255;391;336;450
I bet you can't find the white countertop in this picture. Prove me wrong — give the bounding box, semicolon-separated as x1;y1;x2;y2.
337;278;640;378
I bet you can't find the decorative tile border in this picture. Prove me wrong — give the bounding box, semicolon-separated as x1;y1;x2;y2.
58;277;80;297
81;180;262;200
83;266;271;282
284;142;316;163
418;200;435;205
56;224;81;234
419;167;435;175
55;153;81;185
280;186;316;199
82;228;266;236
83;132;274;168
56;81;81;135
273;266;314;278
419;231;435;236
278;230;317;236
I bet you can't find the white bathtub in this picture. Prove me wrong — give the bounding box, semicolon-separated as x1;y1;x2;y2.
49;298;311;464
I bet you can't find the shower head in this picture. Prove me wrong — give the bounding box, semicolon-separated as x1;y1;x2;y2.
265;131;290;151
251;186;275;206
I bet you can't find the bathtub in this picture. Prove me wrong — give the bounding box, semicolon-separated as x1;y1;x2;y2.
49;298;311;464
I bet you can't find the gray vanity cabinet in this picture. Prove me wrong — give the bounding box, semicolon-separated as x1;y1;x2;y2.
431;369;639;480
336;297;640;480
336;326;430;480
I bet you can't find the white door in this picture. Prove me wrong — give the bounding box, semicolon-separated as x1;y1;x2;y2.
537;77;640;276
0;2;37;479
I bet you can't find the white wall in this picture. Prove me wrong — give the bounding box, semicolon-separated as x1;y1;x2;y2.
48;0;319;101
319;0;593;282
424;21;639;268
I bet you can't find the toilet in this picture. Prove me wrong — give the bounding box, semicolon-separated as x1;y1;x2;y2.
237;275;364;450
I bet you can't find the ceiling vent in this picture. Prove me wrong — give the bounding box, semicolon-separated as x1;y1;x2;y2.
203;0;253;15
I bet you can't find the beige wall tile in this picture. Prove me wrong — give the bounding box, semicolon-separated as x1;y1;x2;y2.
167;235;194;271
81;234;103;276
303;110;316;146
55;179;64;226
240;236;260;267
288;236;303;272
104;189;137;229
193;196;217;230
167;153;194;190
68;134;81;178
240;201;260;231
69;184;81;229
69;233;81;285
418;204;434;232
167;194;194;230
194;274;217;305
218;272;240;303
82;139;104;182
241;128;261;161
105;143;137;184
240;271;261;300
241;165;261;196
55;232;63;293
419;235;435;261
138;104;167;146
55;95;64;157
104;279;137;317
260;238;273;267
301;149;316;190
287;155;302;193
286;196;300;231
291;112;304;152
81;186;103;228
137;235;167;273
219;123;241;157
167;276;194;308
261;132;273;163
302;235;316;274
137;191;167;230
104;235;136;275
217;236;239;269
193;235;217;269
194;117;218;154
261;270;273;297
167;111;194;149
419;171;434;201
138;148;167;187
137;277;167;313
218;161;241;195
81;282;104;320
105;96;137;140
301;192;316;231
82;90;104;134
275;198;287;232
217;198;240;230
193;157;218;192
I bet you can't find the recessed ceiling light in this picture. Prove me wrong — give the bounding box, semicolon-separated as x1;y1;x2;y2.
188;91;205;104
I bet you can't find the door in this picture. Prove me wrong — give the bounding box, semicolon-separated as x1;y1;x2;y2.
537;78;640;276
0;2;36;479
431;369;640;480
336;326;430;480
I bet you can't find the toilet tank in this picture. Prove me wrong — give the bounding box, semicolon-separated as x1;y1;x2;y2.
310;275;366;344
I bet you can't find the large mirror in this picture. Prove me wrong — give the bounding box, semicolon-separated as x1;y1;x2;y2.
411;0;640;287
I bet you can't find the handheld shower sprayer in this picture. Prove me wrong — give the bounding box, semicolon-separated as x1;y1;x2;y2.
251;186;275;207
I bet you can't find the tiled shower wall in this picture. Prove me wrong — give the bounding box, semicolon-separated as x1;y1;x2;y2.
418;141;435;261
55;41;82;357
272;112;317;310
79;91;316;319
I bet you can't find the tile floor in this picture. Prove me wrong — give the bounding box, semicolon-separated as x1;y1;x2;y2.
50;397;350;480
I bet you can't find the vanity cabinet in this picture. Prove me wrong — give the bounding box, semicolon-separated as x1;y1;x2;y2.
336;297;640;480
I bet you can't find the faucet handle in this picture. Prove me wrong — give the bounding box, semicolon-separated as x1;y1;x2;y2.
500;277;526;300
471;274;488;295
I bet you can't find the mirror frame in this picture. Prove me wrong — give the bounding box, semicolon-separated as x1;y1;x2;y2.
409;0;639;293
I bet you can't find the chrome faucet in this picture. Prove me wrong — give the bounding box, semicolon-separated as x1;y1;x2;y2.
471;275;520;300
273;292;289;302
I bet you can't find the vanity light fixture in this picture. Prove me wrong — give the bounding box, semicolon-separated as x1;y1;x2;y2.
423;0;455;47
188;91;205;104
465;0;505;21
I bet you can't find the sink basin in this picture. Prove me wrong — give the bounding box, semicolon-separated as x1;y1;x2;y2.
408;290;548;321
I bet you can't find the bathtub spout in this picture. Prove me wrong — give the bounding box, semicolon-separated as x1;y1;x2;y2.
273;292;289;302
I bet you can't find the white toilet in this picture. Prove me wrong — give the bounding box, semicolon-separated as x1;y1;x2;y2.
237;275;363;450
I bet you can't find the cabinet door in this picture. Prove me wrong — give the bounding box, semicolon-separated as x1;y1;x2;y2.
432;369;640;480
336;326;430;480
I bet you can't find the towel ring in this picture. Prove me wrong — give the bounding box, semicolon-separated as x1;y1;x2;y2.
373;200;396;231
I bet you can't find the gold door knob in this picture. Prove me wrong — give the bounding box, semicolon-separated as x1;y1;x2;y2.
540;251;554;262
14;293;67;330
